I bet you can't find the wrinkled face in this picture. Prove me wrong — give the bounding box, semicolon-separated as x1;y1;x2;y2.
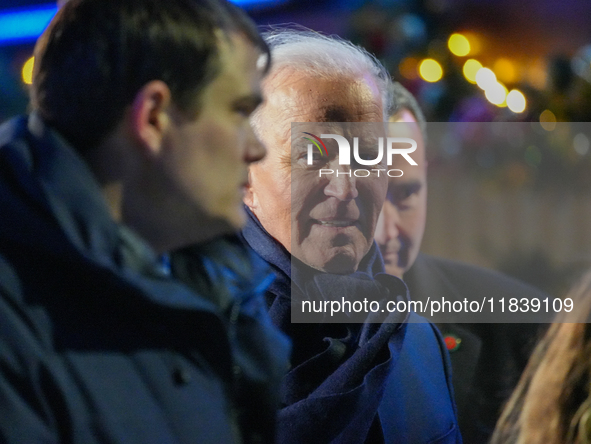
162;32;266;237
374;109;427;277
245;69;387;273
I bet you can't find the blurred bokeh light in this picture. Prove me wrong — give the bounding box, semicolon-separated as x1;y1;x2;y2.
21;55;33;85
448;33;471;57
419;58;443;83
506;89;526;113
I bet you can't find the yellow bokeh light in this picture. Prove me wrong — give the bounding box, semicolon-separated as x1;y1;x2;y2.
418;58;443;82
506;89;526;113
399;57;419;80
463;59;482;83
484;82;507;106
539;109;556;131
475;67;496;90
494;58;517;84
448;33;471;57
22;56;34;85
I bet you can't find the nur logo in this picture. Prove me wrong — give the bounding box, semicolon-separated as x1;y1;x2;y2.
301;132;418;177
302;132;328;157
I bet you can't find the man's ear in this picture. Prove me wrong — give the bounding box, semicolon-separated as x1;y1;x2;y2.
243;168;257;210
129;80;171;157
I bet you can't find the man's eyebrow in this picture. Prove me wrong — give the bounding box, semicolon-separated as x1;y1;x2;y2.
320;106;352;122
390;178;422;185
388;180;422;191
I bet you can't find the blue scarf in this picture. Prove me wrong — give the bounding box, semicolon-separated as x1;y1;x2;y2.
241;208;411;443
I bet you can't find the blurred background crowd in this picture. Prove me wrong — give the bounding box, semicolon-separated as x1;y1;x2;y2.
1;0;591;296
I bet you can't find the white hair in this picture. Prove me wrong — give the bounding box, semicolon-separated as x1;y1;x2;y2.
251;28;392;134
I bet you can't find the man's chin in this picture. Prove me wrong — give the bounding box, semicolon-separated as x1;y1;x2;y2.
293;239;370;274
322;255;359;274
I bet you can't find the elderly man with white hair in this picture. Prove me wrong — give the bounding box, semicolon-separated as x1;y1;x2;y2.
241;29;462;443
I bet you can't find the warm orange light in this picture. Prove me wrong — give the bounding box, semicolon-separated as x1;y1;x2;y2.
539;109;556;131
494;58;517;83
399;57;419;80
527;59;547;89
462;32;482;55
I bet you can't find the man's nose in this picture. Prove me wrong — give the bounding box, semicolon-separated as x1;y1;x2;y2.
380;201;401;241
324;167;359;200
244;125;266;164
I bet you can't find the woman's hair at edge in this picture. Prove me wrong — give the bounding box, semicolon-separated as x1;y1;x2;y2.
31;0;269;153
492;270;591;444
250;27;393;135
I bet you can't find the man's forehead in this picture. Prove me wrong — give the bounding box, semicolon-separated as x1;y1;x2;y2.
218;31;262;71
261;68;383;146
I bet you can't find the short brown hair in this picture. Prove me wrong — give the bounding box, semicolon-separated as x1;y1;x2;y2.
32;0;269;151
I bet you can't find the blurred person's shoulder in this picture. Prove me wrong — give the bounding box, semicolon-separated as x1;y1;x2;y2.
0;116;30;153
404;252;549;352
406;252;549;302
405;253;549;443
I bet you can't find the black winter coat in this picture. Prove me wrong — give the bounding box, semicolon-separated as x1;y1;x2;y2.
0;114;289;444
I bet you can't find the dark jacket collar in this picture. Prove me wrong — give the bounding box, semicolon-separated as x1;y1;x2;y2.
24;113;121;265
0;114;216;311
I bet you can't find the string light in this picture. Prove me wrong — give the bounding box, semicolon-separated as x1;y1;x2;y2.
448;33;470;57
484;82;508;106
419;58;443;82
463;59;482;84
506;90;526;113
21;56;34;85
475;68;497;90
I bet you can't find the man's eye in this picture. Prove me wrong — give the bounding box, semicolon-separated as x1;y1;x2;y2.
235;105;253;117
233;95;263;117
297;150;325;167
387;184;421;205
395;189;414;200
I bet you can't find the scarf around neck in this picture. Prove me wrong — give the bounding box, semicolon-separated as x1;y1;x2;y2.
241;207;411;443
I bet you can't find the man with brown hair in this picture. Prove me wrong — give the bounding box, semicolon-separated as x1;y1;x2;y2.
0;1;288;442
375;82;547;443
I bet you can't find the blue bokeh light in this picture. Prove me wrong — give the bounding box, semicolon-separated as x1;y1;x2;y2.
0;5;57;45
0;0;289;45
